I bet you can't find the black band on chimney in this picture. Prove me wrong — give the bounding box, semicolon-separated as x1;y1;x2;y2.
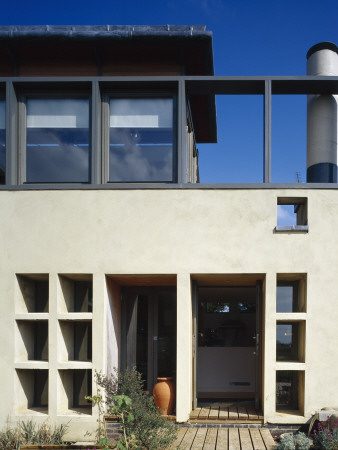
307;42;338;60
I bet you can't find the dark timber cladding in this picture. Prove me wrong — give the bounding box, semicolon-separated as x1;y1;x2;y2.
0;25;216;144
0;25;214;77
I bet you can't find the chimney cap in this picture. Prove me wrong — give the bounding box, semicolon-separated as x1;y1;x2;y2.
307;42;338;60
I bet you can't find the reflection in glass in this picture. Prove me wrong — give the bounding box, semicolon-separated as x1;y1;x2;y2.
26;99;90;183
136;295;148;385
276;323;299;361
206;302;230;313
277;282;299;312
109;98;174;182
0;100;5;184
198;287;256;347
157;292;176;378
276;371;299;410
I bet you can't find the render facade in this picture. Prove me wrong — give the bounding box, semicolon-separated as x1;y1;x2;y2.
0;26;338;441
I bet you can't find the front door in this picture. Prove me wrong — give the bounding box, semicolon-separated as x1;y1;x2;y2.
193;284;261;404
121;287;176;392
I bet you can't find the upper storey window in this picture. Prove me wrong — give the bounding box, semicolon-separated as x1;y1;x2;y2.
24;98;90;183
0;100;5;184
108;98;175;182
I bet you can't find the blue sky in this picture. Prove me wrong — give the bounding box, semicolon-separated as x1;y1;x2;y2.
1;0;337;186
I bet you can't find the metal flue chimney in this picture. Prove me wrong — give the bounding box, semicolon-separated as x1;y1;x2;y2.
307;42;338;182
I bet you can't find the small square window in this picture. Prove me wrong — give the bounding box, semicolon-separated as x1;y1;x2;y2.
277;281;299;312
276;322;304;361
277;276;306;313
276;197;308;231
276;370;304;411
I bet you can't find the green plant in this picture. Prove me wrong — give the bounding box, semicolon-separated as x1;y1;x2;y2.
91;367;177;449
85;390;106;443
276;432;311;450
0;424;21;449
314;419;338;450
0;419;69;448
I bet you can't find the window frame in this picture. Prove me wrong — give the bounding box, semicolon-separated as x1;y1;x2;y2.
0;94;6;184
102;91;178;184
18;90;92;185
276;197;308;232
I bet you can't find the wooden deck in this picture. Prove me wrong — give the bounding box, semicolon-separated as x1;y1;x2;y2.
190;405;264;424
170;427;276;449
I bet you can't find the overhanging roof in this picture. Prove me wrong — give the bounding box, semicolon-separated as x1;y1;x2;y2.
0;25;216;143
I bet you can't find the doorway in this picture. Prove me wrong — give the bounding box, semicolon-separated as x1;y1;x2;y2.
121;287;176;393
192;279;262;413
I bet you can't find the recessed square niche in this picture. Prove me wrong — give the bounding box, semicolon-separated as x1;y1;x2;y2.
16;369;48;414
16;274;49;313
58;369;92;415
59;275;92;313
16;320;48;361
59;321;92;362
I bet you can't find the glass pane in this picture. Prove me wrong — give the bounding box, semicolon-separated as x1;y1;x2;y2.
277;282;299;312
276;371;299;410
136;295;148;385
198;287;256;347
109;98;174;182
0;100;5;184
276;323;299;361
157;292;176;378
26;99;90;183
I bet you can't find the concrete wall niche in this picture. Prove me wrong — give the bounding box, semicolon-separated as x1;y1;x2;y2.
16;274;49;313
16;320;48;361
58;321;92;362
58;369;92;415
58;275;93;313
15;369;48;414
276;370;305;414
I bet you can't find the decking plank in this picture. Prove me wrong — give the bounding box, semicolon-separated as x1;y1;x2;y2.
246;406;259;419
199;407;211;419
259;429;276;449
250;428;266;450
209;406;220;419
228;428;240;450
238;406;249;420
191;428;208;449
203;428;218;450
169;427;187;449
239;428;253;450
216;428;228;449
180;428;198;449
228;406;239;420
218;407;229;419
190;408;202;419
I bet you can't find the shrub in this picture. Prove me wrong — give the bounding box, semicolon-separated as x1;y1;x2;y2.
276;432;311;450
314;419;338;450
89;367;177;449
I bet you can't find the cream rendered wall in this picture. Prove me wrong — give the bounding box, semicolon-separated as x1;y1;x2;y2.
0;188;338;436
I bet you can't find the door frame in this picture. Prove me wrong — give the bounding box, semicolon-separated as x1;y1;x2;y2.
121;286;176;392
192;279;263;409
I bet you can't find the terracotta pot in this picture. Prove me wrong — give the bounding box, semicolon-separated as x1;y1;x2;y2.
153;377;175;415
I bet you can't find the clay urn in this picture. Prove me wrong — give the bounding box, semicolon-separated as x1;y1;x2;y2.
153;377;175;415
